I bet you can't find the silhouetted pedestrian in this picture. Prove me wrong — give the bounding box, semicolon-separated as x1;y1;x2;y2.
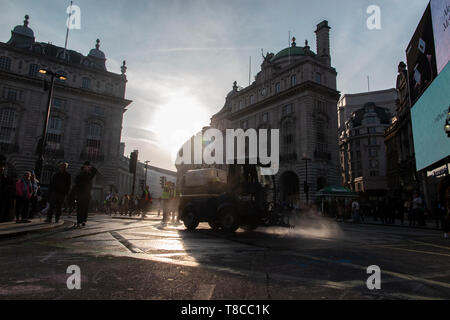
46;162;71;223
73;162;97;228
15;171;32;223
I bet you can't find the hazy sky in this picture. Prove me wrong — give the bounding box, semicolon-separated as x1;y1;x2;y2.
1;0;429;171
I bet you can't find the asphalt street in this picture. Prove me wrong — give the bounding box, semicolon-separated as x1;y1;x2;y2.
0;212;449;300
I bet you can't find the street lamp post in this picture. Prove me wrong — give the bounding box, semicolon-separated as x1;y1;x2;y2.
302;155;311;205
34;69;66;181
144;160;150;189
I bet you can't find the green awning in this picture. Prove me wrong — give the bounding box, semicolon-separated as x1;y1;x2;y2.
316;186;359;198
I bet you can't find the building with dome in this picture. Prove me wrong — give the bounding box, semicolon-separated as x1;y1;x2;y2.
210;20;341;205
0;15;132;201
339;102;394;200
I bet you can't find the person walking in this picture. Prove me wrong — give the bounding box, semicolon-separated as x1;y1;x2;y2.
46;163;71;223
161;184;170;226
73;162;97;228
28;172;40;219
15;171;32;223
412;192;423;227
0;160;14;222
351;199;360;223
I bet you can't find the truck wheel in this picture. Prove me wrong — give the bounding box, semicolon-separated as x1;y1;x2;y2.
219;207;239;233
183;206;199;230
208;220;220;231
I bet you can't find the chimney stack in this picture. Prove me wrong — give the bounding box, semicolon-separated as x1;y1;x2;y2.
315;20;331;66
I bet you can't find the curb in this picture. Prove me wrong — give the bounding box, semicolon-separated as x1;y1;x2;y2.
339;220;442;232
0;220;65;239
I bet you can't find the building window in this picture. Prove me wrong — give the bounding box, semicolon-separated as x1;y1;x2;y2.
368;127;376;134
239;100;244;110
282;120;294;155
275;82;281;93
282;104;293;116
367;117;377;124
29;64;39;77
46;117;63;150
82;77;91;89
93;106;105;116
3;88;19;101
86;123;103;157
0;108;16;143
250;95;255;104
261;112;268;123
290;75;296;87
315;72;322;84
0;56;11;71
52;97;65;109
369;148;378;157
370;160;379;168
105;83;113;94
240;120;249;130
370;171;379;177
368;137;377;145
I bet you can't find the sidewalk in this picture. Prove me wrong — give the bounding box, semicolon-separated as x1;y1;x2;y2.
110;211;162;222
340;217;442;231
0;218;65;239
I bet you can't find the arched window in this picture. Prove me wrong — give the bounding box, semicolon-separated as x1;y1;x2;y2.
0;56;11;71
86;123;103;159
0;108;17;144
46;116;63;151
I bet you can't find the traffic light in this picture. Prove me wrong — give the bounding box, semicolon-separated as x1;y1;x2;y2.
129;150;138;173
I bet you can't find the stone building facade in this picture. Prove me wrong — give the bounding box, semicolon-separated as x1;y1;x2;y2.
210;20;341;204
339;102;394;199
0;15;132;201
337;89;397;199
384;62;421;202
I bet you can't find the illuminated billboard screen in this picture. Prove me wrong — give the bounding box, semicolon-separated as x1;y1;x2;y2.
431;0;450;74
406;3;438;105
411;62;450;171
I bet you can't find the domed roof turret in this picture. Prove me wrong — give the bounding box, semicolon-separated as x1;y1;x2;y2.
271;37;316;63
88;39;106;59
7;15;35;49
88;39;107;71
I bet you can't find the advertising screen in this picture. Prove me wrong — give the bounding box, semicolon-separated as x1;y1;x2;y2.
406;3;438;105
431;0;450;74
411;62;450;171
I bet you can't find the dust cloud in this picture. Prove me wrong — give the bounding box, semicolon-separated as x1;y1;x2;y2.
256;208;344;239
